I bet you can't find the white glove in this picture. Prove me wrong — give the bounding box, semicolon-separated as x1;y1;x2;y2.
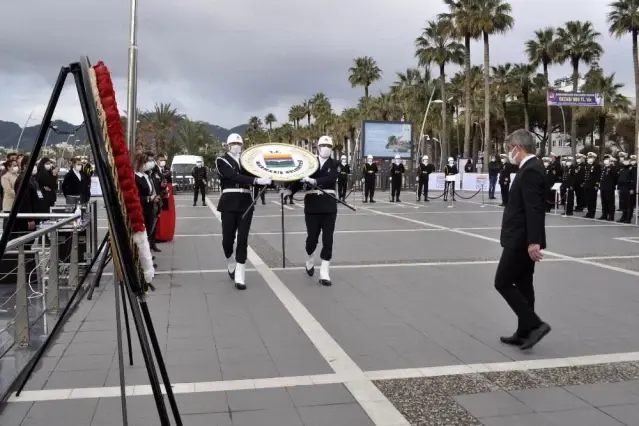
301;176;317;185
256;177;271;185
280;189;292;197
416;177;419;182
361;178;365;183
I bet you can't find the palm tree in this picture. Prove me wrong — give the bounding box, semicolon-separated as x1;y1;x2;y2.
143;103;181;154
491;63;514;140
556;21;604;155
526;27;561;156
582;68;631;147
474;0;514;168
288;105;306;128
264;113;276;131
511;63;537;131
607;0;639;154
348;56;382;98
415;19;464;162
439;0;482;158
177;119;209;154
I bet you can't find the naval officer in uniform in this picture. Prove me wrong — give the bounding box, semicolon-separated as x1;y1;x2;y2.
282;135;339;286
216;133;272;289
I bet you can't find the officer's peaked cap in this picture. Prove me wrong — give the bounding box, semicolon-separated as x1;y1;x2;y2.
587;152;597;158
619;152;627;156
576;153;585;158
226;133;243;144
631;155;637;160
318;135;333;147
565;156;574;161
500;153;507;157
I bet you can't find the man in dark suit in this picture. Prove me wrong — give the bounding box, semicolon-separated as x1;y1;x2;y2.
496;129;551;351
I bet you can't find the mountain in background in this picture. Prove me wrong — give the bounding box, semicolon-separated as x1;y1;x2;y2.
0;119;248;151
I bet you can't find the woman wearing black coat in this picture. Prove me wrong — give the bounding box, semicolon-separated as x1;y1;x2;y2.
8;155;45;240
35;157;57;210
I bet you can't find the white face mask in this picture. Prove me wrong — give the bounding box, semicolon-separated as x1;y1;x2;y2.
623;160;631;166
341;159;346;165
394;159;401;165
508;147;518;164
566;161;572;167
587;158;594;164
543;162;550;168
229;144;242;155
11;166;19;173
576;158;583;164
448;161;454;166
422;159;428;165
74;164;82;171
318;146;331;159
603;159;610;166
145;161;154;171
159;160;166;167
196;162;203;167
500;158;506;163
44;164;51;170
366;157;373;164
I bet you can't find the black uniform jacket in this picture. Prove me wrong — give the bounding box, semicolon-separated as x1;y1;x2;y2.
500;157;546;250
216;153;257;213
362;163;378;179
290;157;339;215
390;163;405;179
337;164;350;180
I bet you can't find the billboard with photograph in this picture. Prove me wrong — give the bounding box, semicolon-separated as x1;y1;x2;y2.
361;121;413;159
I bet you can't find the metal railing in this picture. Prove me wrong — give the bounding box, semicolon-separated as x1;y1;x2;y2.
0;201;99;356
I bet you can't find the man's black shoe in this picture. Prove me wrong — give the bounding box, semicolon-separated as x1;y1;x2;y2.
500;334;525;346
520;323;551;350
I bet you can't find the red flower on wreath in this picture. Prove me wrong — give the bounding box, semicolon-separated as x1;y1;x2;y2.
93;62;145;233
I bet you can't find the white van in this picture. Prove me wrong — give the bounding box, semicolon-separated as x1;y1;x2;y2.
170;155;203;188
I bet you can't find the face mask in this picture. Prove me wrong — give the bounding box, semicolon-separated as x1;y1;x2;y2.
341;159;346;165
367;160;372;165
44;164;51;170
603;159;610;166
623;160;630;166
11;166;19;173
566;162;572;167
159;160;166;167
508;147;518;164
422;159;428;164
587;158;594;164
632;161;637;166
319;147;331;159
576;158;583;164
491;157;495;162
229;145;242;155
394;159;401;165
75;165;82;171
543;162;549;168
501;158;506;163
448;161;454;166
145;161;154;171
196;163;203;167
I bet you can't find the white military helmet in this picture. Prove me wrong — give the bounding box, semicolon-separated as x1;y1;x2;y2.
447;157;454;162
422;155;429;161
367;155;373;160
317;135;333;147
226;133;243;145
340;155;346;160
394;154;400;160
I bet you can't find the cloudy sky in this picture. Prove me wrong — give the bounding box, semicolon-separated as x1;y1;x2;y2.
0;0;632;129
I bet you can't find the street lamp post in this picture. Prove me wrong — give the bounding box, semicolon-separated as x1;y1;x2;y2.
126;0;139;163
15;110;35;151
417;92;443;161
44;125;58;146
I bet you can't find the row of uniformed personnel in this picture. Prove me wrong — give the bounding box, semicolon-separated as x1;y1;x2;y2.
540;152;637;222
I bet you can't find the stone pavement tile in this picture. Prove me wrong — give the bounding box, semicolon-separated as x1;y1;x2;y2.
539;407;625;426
480;412;554;426
453;391;533;418
286;384;355;407
564;381;639;407
230;408;303;426
21;369;51;391
175;392;229;414
21;399;99;426
44;368;108;389
297;403;376;426
53;353;114;372
71;330;117;344
509;387;590;412
601;403;639;426
77;319;116;332
0;402;32;426
227;388;294;412
64;341;117;356
182;412;232;426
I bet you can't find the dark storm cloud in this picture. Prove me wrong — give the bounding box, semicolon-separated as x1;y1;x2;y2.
0;0;635;126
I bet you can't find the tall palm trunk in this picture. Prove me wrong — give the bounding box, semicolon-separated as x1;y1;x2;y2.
543;61;551;157
598;115;606;149
570;61;579;157
633;29;639;157
463;34;472;158
502;98;509;150
483;32;491;172
365;85;369;98
440;64;448;162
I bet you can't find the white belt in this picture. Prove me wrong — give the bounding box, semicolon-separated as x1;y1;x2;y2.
306;189;336;195
222;188;250;194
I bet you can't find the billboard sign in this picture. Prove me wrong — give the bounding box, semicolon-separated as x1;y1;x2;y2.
547;90;604;107
361;120;413;159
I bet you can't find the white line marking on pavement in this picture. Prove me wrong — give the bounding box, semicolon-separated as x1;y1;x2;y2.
272;200;294;210
614;237;639;244
358;205;639;279
100;254;639;277
10;351;639;403
203;197;410;426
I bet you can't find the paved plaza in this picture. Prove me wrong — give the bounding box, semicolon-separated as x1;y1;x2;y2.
2;188;639;425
